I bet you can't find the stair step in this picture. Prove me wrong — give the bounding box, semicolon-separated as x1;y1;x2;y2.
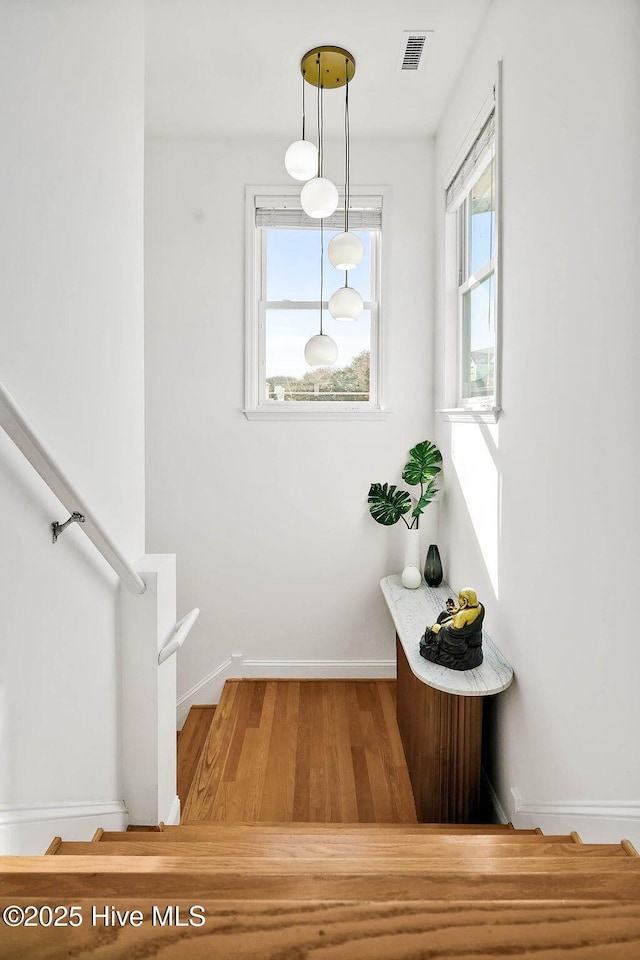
2;855;639;900
1;898;638;957
167;821;535;833
98;828;570;844
100;825;544;843
126;823;164;832
97;832;573;848
54;839;628;858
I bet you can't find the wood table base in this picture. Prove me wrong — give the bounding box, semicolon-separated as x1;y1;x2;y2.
396;637;483;823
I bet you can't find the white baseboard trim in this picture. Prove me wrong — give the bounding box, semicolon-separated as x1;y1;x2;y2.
242;658;396;679
176;655;396;728
511;789;640;821
177;657;235;727
165;794;181;826
509;788;640;844
0;800;128;856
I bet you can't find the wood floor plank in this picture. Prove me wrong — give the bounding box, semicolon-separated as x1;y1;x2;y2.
259;680;299;821
331;682;360;822
228;727;262;820
220;682;258;784
370;681;418;822
177;706;217;805
246;680;267;728
307;682;329;821
182;681;240;820
243;681;278;821
361;698;394;822
292;681;312;821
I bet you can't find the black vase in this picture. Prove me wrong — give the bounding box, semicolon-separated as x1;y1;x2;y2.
424;544;443;587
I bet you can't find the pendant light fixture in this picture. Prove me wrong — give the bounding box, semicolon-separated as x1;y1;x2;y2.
304;217;338;366
296;47;355;220
284;69;317;181
328;284;364;322
292;47;361;365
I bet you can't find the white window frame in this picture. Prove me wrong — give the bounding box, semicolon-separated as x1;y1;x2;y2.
438;63;503;424
244;185;389;421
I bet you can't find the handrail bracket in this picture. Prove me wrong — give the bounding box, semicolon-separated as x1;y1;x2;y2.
52;512;85;543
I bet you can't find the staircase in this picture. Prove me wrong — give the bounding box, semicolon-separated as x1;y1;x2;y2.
2;689;640;956
1;821;640;956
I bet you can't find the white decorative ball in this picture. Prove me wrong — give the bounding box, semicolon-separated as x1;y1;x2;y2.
328;232;364;270
401;565;422;589
284;140;317;181
328;285;364;321
300;177;339;218
304;334;338;366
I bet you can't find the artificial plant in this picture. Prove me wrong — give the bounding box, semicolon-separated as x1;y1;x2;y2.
368;440;442;530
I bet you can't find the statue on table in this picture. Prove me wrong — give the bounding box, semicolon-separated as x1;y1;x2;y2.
419;588;484;671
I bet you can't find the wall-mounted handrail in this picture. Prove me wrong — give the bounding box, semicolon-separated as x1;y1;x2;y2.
0;378;146;595
158;607;200;665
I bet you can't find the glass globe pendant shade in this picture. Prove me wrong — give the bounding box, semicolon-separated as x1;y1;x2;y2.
304;334;338;366
328;232;364;270
284;139;318;181
328;285;364;322
300;177;339;219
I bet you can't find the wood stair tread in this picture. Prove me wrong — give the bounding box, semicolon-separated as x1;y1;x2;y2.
92;833;576;855
169;821;535;832
2;899;639;958
54;839;629;857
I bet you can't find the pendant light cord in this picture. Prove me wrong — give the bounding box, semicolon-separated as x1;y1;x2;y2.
344;60;351;289
317;52;324;337
316;54;322;178
344;60;350;234
320;217;324;336
301;70;306;140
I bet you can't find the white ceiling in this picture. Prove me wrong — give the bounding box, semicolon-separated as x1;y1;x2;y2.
145;0;493;139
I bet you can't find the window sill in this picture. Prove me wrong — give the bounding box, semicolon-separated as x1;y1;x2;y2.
244;406;391;422
437;406;501;424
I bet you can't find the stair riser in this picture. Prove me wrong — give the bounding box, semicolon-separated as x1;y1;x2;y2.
2;872;639;900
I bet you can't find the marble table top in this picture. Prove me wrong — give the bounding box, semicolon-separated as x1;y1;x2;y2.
380;575;514;697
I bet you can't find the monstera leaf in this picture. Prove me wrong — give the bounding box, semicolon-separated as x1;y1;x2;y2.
402;440;442;486
368;483;412;526
411;478;439;520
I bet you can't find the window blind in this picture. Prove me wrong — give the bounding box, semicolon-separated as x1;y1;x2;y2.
255;195;382;231
445;111;495;212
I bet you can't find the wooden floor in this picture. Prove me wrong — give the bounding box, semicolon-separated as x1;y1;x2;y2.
182;680;418;823
177;704;216;806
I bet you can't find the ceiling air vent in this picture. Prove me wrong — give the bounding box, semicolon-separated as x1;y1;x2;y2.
399;31;433;71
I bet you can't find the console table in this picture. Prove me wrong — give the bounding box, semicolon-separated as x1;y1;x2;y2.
381;575;513;823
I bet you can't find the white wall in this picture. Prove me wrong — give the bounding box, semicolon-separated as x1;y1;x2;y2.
435;0;640;841
0;0;145;851
145;136;434;711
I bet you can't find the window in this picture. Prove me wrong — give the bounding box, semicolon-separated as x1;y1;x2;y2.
458;148;496;403
440;74;501;422
244;188;386;420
